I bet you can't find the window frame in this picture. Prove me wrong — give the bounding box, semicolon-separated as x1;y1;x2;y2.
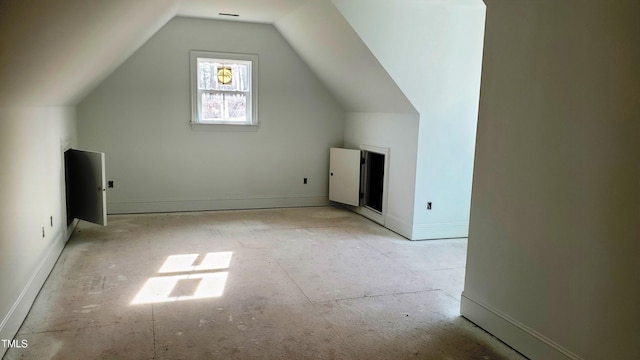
189;51;259;130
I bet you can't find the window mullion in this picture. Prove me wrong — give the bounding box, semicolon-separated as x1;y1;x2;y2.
222;93;227;120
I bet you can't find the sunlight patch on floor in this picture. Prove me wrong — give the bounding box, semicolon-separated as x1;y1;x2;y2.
158;252;233;273
131;252;232;305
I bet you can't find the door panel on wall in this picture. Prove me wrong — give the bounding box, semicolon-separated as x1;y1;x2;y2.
329;148;361;206
65;149;107;226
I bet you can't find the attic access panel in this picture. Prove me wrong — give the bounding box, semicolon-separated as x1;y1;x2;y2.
329;148;361;206
65;149;107;226
329;147;386;215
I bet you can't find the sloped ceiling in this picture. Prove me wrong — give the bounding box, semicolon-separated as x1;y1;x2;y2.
179;0;415;113
0;0;415;114
177;0;308;23
0;0;179;107
275;0;416;113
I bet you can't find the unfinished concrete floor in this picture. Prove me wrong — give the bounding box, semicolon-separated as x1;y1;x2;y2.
5;206;526;360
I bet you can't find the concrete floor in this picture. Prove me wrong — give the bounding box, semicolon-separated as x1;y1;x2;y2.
5;206;526;360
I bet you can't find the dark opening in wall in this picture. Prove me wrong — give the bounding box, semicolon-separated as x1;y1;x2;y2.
362;151;384;213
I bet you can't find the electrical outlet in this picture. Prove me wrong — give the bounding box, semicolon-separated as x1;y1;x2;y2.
427;202;432;210
303;178;308;184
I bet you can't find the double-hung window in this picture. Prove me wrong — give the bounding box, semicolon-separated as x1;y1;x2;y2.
190;51;258;128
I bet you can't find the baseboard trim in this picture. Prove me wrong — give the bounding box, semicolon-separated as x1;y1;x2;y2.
107;196;330;214
351;206;384;225
383;213;413;239
460;293;583;360
0;224;75;358
411;221;468;240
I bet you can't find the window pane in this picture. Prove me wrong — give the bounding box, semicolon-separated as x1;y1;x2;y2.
226;93;247;121
201;93;223;120
197;59;249;92
201;92;247;122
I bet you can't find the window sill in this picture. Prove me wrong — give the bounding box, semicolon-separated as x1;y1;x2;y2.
189;122;260;132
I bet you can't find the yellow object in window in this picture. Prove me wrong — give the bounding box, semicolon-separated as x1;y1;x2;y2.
217;67;232;85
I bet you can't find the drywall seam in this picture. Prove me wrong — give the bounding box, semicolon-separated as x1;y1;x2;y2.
461;293;583;360
108;196;330;214
0;225;75;358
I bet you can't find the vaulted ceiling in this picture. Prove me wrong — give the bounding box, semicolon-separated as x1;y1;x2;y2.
0;0;178;107
275;0;415;113
177;0;309;23
0;0;414;114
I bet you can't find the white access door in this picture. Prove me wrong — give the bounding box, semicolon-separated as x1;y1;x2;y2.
329;148;361;206
65;149;107;226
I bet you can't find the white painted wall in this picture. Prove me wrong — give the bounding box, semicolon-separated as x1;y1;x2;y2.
0;107;77;357
462;1;640;359
275;0;416;114
78;17;344;214
344;113;419;238
333;0;486;239
275;0;419;237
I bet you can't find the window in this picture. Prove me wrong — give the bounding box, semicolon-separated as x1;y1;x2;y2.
190;51;258;128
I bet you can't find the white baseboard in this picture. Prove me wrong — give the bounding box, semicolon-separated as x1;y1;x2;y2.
351;206;384;224
411;221;468;240
383;213;413;239
0;223;75;358
460;293;583;360
107;195;330;214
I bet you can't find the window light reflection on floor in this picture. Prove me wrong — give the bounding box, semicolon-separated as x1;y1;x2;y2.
158;252;233;273
131;252;232;305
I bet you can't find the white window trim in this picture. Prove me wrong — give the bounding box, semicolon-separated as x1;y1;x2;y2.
189;50;259;130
